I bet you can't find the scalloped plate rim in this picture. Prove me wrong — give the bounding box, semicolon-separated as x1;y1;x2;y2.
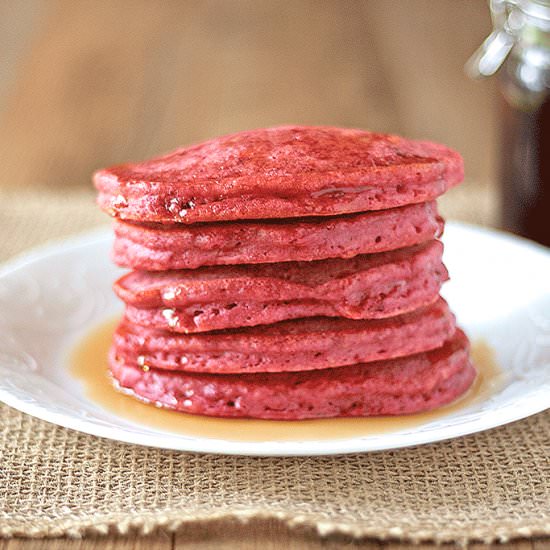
0;222;548;456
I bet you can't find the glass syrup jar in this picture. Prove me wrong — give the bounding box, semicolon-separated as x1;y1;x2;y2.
467;0;550;247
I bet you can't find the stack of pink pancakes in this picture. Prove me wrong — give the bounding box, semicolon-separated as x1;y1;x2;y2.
95;126;476;420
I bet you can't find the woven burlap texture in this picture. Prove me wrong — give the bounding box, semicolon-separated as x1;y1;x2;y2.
0;186;548;543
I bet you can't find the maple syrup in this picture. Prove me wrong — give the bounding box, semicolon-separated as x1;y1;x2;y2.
69;318;502;442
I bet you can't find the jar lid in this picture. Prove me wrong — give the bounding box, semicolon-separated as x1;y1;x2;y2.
466;0;550;79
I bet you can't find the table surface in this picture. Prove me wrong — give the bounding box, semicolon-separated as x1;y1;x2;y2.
0;525;549;550
0;1;543;548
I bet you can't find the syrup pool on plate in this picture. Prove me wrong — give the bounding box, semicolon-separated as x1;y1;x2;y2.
69;318;503;443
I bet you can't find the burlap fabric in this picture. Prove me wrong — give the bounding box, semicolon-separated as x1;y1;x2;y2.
0;185;548;543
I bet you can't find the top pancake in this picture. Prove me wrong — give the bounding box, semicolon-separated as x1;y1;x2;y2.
95;125;463;224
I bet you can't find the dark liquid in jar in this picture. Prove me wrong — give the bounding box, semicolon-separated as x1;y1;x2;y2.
500;91;550;247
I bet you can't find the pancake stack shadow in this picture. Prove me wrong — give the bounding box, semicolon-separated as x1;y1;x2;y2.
95;126;476;420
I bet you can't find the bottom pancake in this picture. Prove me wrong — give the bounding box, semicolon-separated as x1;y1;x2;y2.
109;329;475;420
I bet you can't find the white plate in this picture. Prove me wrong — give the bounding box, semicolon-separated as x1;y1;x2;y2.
0;223;548;456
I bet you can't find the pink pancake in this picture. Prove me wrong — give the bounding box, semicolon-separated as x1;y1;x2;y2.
95;126;463;224
112;201;443;270
116;241;447;332
111;298;455;374
109;329;475;419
